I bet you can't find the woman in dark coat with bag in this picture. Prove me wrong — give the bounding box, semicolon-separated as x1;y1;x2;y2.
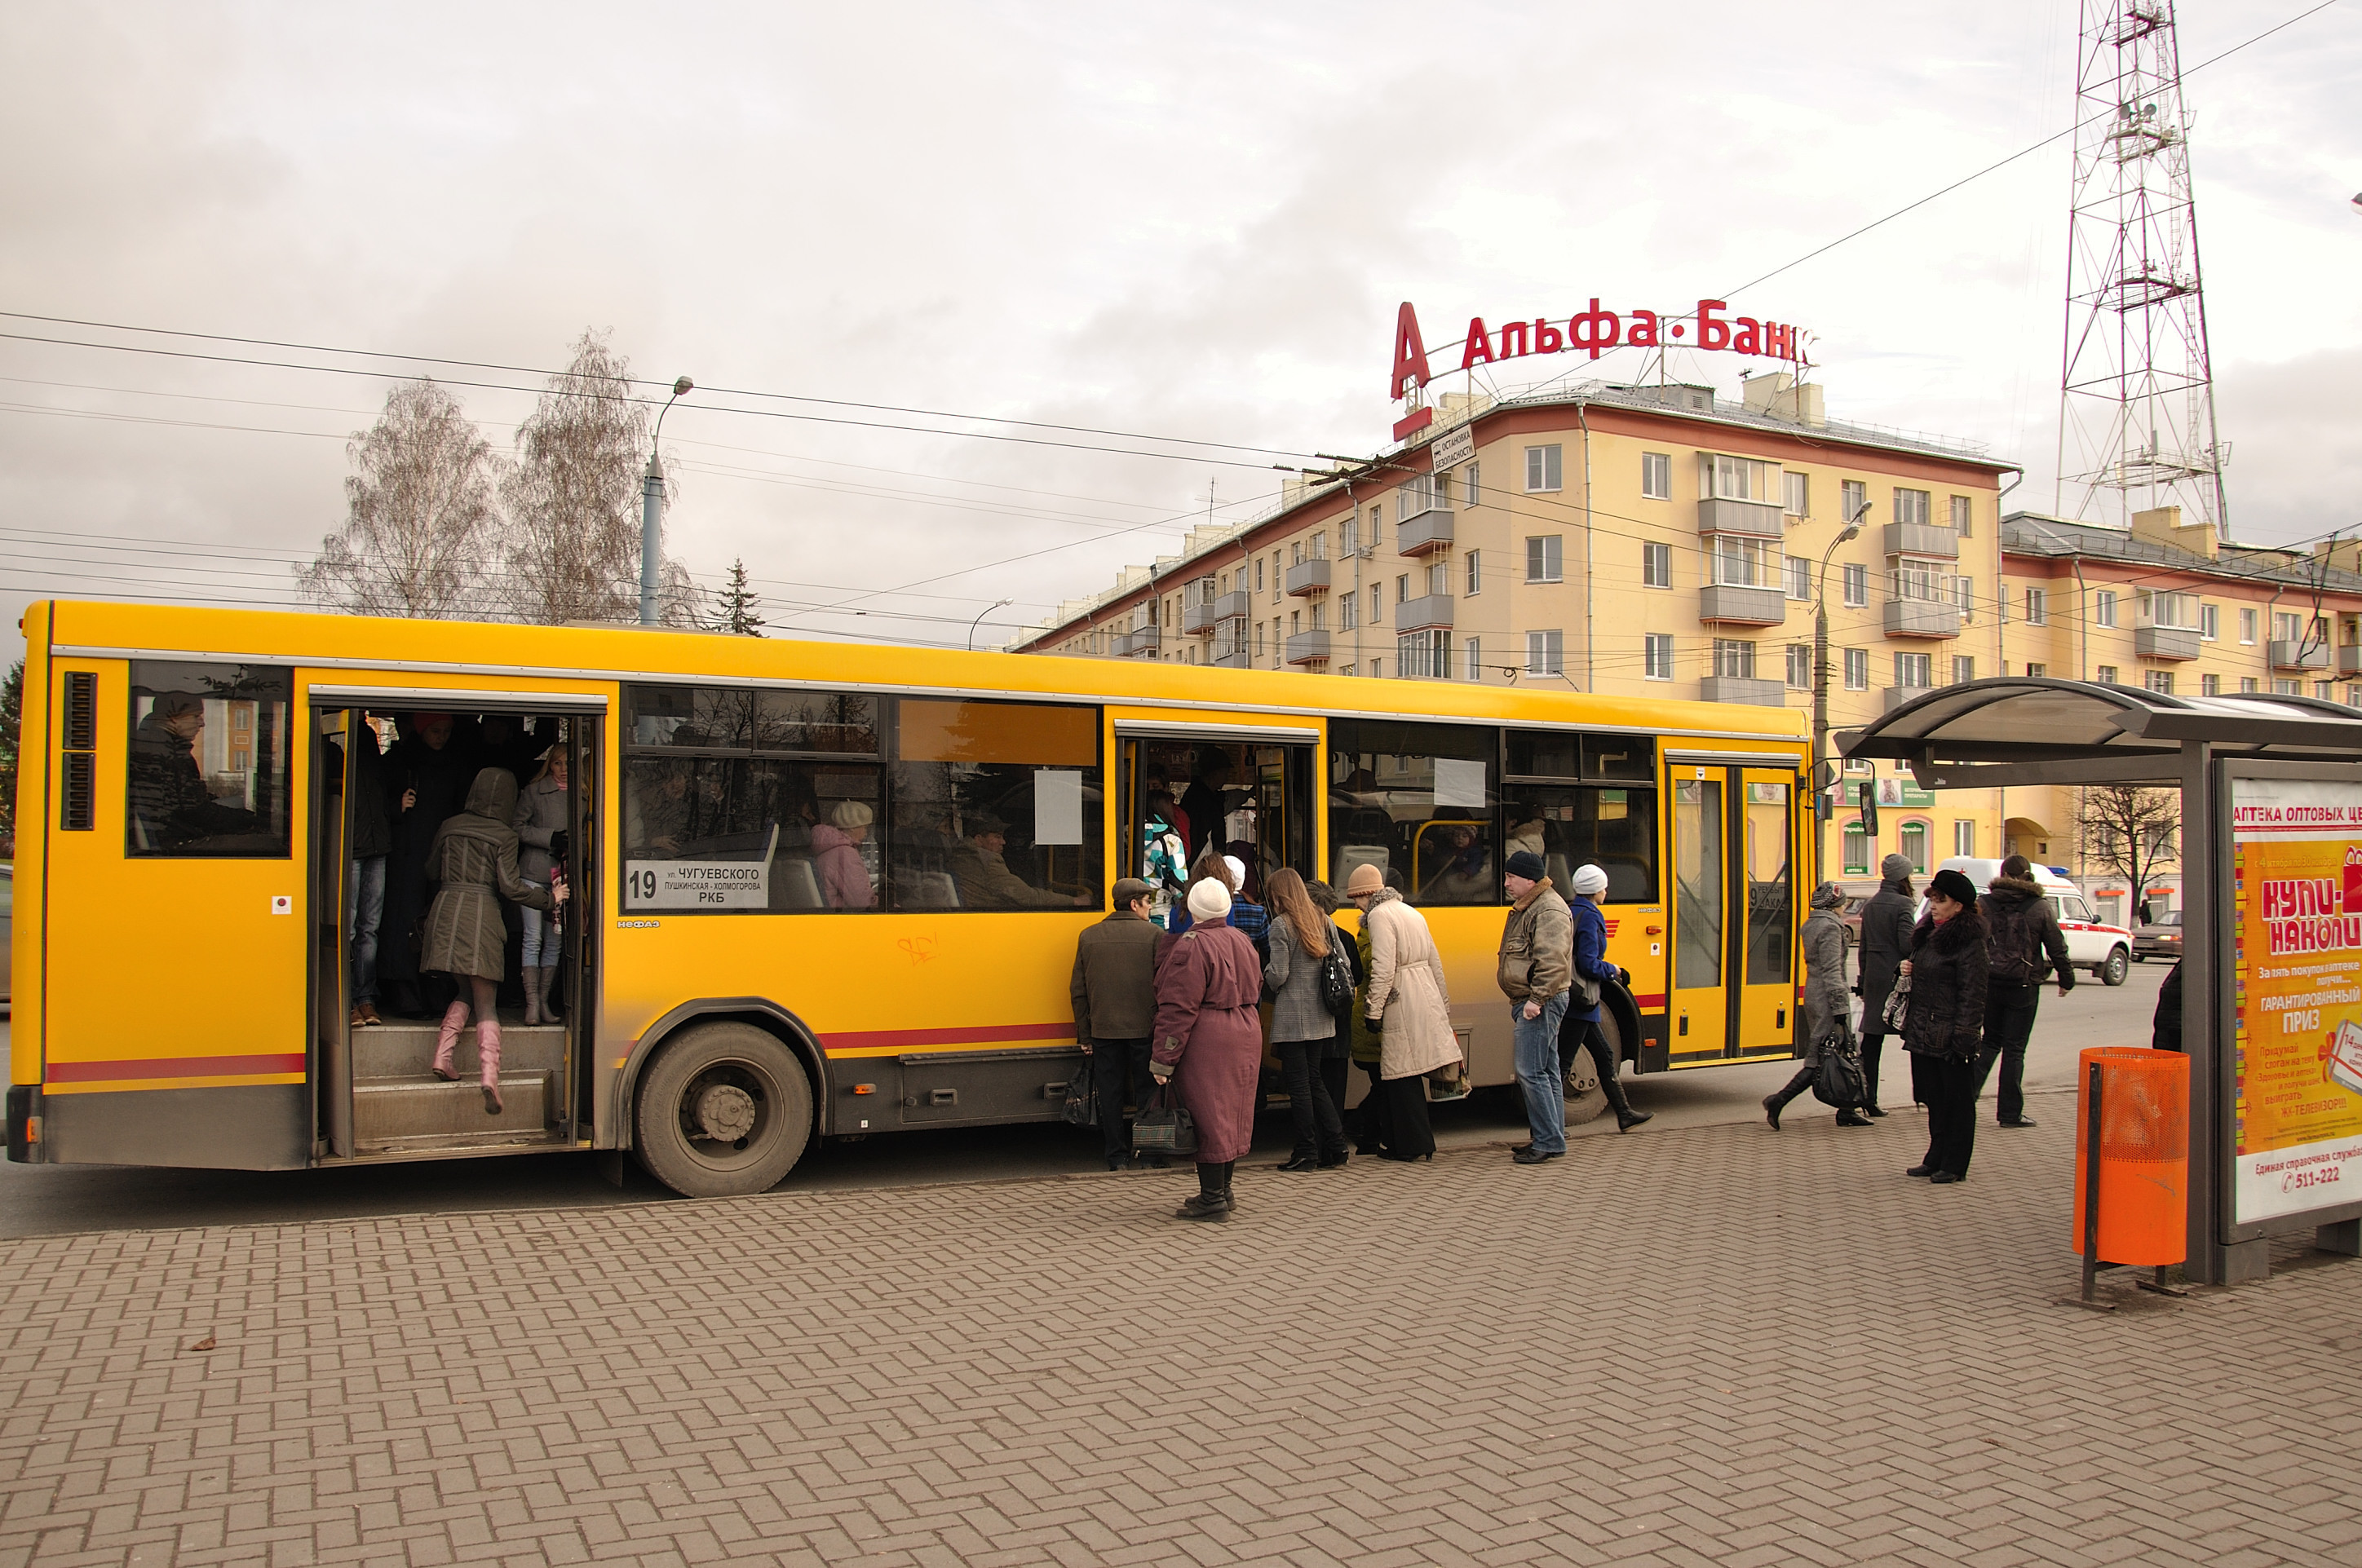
1151;877;1267;1221
1854;854;1916;1116
1900;866;1988;1184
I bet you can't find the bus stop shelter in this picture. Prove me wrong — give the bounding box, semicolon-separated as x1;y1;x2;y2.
1838;677;2362;1285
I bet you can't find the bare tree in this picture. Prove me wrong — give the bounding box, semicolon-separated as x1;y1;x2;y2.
499;329;701;626
295;380;494;617
2076;784;2180;918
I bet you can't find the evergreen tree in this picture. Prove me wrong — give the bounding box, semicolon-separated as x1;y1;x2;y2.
0;657;21;853
714;559;765;636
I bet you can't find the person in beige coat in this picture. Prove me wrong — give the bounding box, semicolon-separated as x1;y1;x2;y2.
1343;861;1461;1161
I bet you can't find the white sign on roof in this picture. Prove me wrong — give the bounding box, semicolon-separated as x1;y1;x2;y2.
1427;422;1475;469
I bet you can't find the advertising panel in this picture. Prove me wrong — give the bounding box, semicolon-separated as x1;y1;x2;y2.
2230;776;2362;1225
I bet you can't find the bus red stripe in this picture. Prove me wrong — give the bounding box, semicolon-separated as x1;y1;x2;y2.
46;1053;307;1083
824;1022;1078;1053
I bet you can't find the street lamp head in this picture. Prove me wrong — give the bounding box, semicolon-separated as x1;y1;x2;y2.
1837;522;1862;545
671;377;695;399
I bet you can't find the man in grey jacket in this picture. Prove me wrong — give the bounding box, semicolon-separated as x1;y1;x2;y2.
1071;878;1165;1168
1497;850;1575;1164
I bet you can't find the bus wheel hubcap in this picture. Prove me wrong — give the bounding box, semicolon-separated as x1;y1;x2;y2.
694;1084;757;1143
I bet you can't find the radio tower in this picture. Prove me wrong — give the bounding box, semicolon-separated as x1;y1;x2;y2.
2056;0;2228;535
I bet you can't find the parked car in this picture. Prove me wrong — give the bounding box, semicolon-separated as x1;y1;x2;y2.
1925;855;2136;987
1831;880;1882;947
2134;908;2183;961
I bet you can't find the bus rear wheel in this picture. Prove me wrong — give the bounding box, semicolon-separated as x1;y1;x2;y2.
635;1022;814;1197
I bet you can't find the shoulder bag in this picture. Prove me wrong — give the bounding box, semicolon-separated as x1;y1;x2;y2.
1810;1029;1867;1108
1131;1084;1197;1158
1060;1057;1098;1127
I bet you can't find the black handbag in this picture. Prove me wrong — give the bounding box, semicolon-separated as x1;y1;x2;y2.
1811;1034;1868;1108
1131;1083;1197;1157
1060;1058;1098;1127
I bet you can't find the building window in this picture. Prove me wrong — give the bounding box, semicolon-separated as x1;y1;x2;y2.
2094;590;2118;628
1341;664;1356;678
1786;556;1812;599
1841;478;1868;521
1712;639;1757;679
1701;453;1772;502
2274;610;2304;644
2141;590;2196;629
1842;563;1868;607
1465;638;1482;682
2025;587;2047;625
2027;663;2047;678
2201;603;2218;640
1644;634;1674;681
1844;648;1869;690
2097;665;2120;685
1370;658;1382;678
1785;644;1812;689
1641;452;1670;500
1289;609;1301;637
1272;552;1284;601
2240;676;2260;693
1525;444;1563;492
1892;488;1931;526
1843;822;1870;875
1954;819;1975;857
1463;462;1479;506
2318;681;2337;701
1953;575;1975;620
2145;669;2175;695
1526;629;1564;676
1341;519;1358;554
2274;677;2301;696
1895;651;1931;688
1396;574;1409;603
1951;656;1975;685
1633;541;1668;589
1784;470;1810;518
1465;550;1482;595
1397;629;1449;679
2349;685;2362;708
1949;494;1973;536
2197;673;2218;695
1900;820;1929;873
1708;536;1782;590
1339;593;1357;631
2240;607;2258;644
1526;535;1564;583
1369;586;1382;624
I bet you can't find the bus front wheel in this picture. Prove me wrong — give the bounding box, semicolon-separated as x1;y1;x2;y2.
635;1022;815;1197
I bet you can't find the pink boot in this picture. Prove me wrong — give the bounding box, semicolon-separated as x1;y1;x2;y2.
432;1000;469;1080
476;1020;504;1115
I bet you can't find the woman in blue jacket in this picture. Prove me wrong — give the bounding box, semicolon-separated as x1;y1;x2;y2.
1559;864;1652;1133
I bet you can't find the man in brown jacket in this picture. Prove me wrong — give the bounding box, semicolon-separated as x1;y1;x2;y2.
1071;878;1165;1168
1497;850;1575;1164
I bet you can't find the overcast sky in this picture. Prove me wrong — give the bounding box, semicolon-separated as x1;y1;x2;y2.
2;1;2355;658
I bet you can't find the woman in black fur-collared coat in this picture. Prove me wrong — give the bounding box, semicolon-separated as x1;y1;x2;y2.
1900;867;1988;1184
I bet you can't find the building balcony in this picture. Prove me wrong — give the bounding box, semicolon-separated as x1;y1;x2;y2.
1285;559;1331;596
1882;522;1959;559
1209;589;1253;621
2271;639;2330;672
1115;625;1161;657
1882;598;1962;638
2340;647;2362;676
1396;593;1453;630
2134;625;2201;661
1285;629;1331;665
1699;676;1787;708
1397;503;1455;556
1883;684;1936;713
1180;581;1219;634
1210;647;1252;669
1697;497;1784;538
1698;584;1787;625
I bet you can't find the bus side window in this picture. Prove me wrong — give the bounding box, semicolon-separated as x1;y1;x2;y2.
126;661;292;859
1328;718;1501;905
889;699;1103;912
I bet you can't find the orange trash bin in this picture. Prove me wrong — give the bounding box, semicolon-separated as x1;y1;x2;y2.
2071;1046;2189;1265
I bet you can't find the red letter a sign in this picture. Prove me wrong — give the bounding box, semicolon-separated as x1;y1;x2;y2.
1391;302;1433;400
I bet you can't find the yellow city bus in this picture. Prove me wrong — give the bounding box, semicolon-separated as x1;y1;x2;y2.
7;599;1811;1195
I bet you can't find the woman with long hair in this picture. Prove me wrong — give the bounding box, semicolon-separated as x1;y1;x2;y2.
1263;868;1351;1171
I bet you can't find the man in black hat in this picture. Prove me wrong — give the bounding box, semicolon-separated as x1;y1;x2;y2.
1497;850;1574;1164
1071;877;1164;1168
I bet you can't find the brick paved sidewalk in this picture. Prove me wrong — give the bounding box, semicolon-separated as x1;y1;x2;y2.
2;1111;2358;1568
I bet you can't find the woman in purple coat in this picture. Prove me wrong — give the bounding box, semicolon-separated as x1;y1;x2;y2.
1151;877;1266;1222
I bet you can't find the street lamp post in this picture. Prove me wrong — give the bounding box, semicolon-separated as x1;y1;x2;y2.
1812;500;1871;883
639;376;694;625
967;598;1013;651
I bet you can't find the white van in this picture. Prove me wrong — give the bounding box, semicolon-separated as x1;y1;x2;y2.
1925;856;2135;987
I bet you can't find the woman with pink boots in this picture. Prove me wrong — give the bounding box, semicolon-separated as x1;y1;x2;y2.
422;767;566;1113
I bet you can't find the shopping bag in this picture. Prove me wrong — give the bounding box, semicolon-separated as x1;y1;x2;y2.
1060;1058;1098;1127
1131;1084;1197;1157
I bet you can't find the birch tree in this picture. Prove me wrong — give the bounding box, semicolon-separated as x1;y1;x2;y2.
295;379;494;617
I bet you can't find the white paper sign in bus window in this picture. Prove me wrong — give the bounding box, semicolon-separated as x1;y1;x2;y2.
1034;768;1083;846
1433;757;1488;810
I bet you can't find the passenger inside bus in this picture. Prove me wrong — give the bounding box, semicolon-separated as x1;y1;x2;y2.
127;691;264;851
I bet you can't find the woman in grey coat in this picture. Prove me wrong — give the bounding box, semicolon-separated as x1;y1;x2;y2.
1854;854;1917;1116
423;768;565;1113
510;745;571;1025
1763;881;1872;1129
1263;868;1350;1171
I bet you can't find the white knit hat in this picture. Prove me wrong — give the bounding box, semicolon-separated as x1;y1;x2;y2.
1221;855;1246;890
1187;877;1233;922
1569;864;1610;896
